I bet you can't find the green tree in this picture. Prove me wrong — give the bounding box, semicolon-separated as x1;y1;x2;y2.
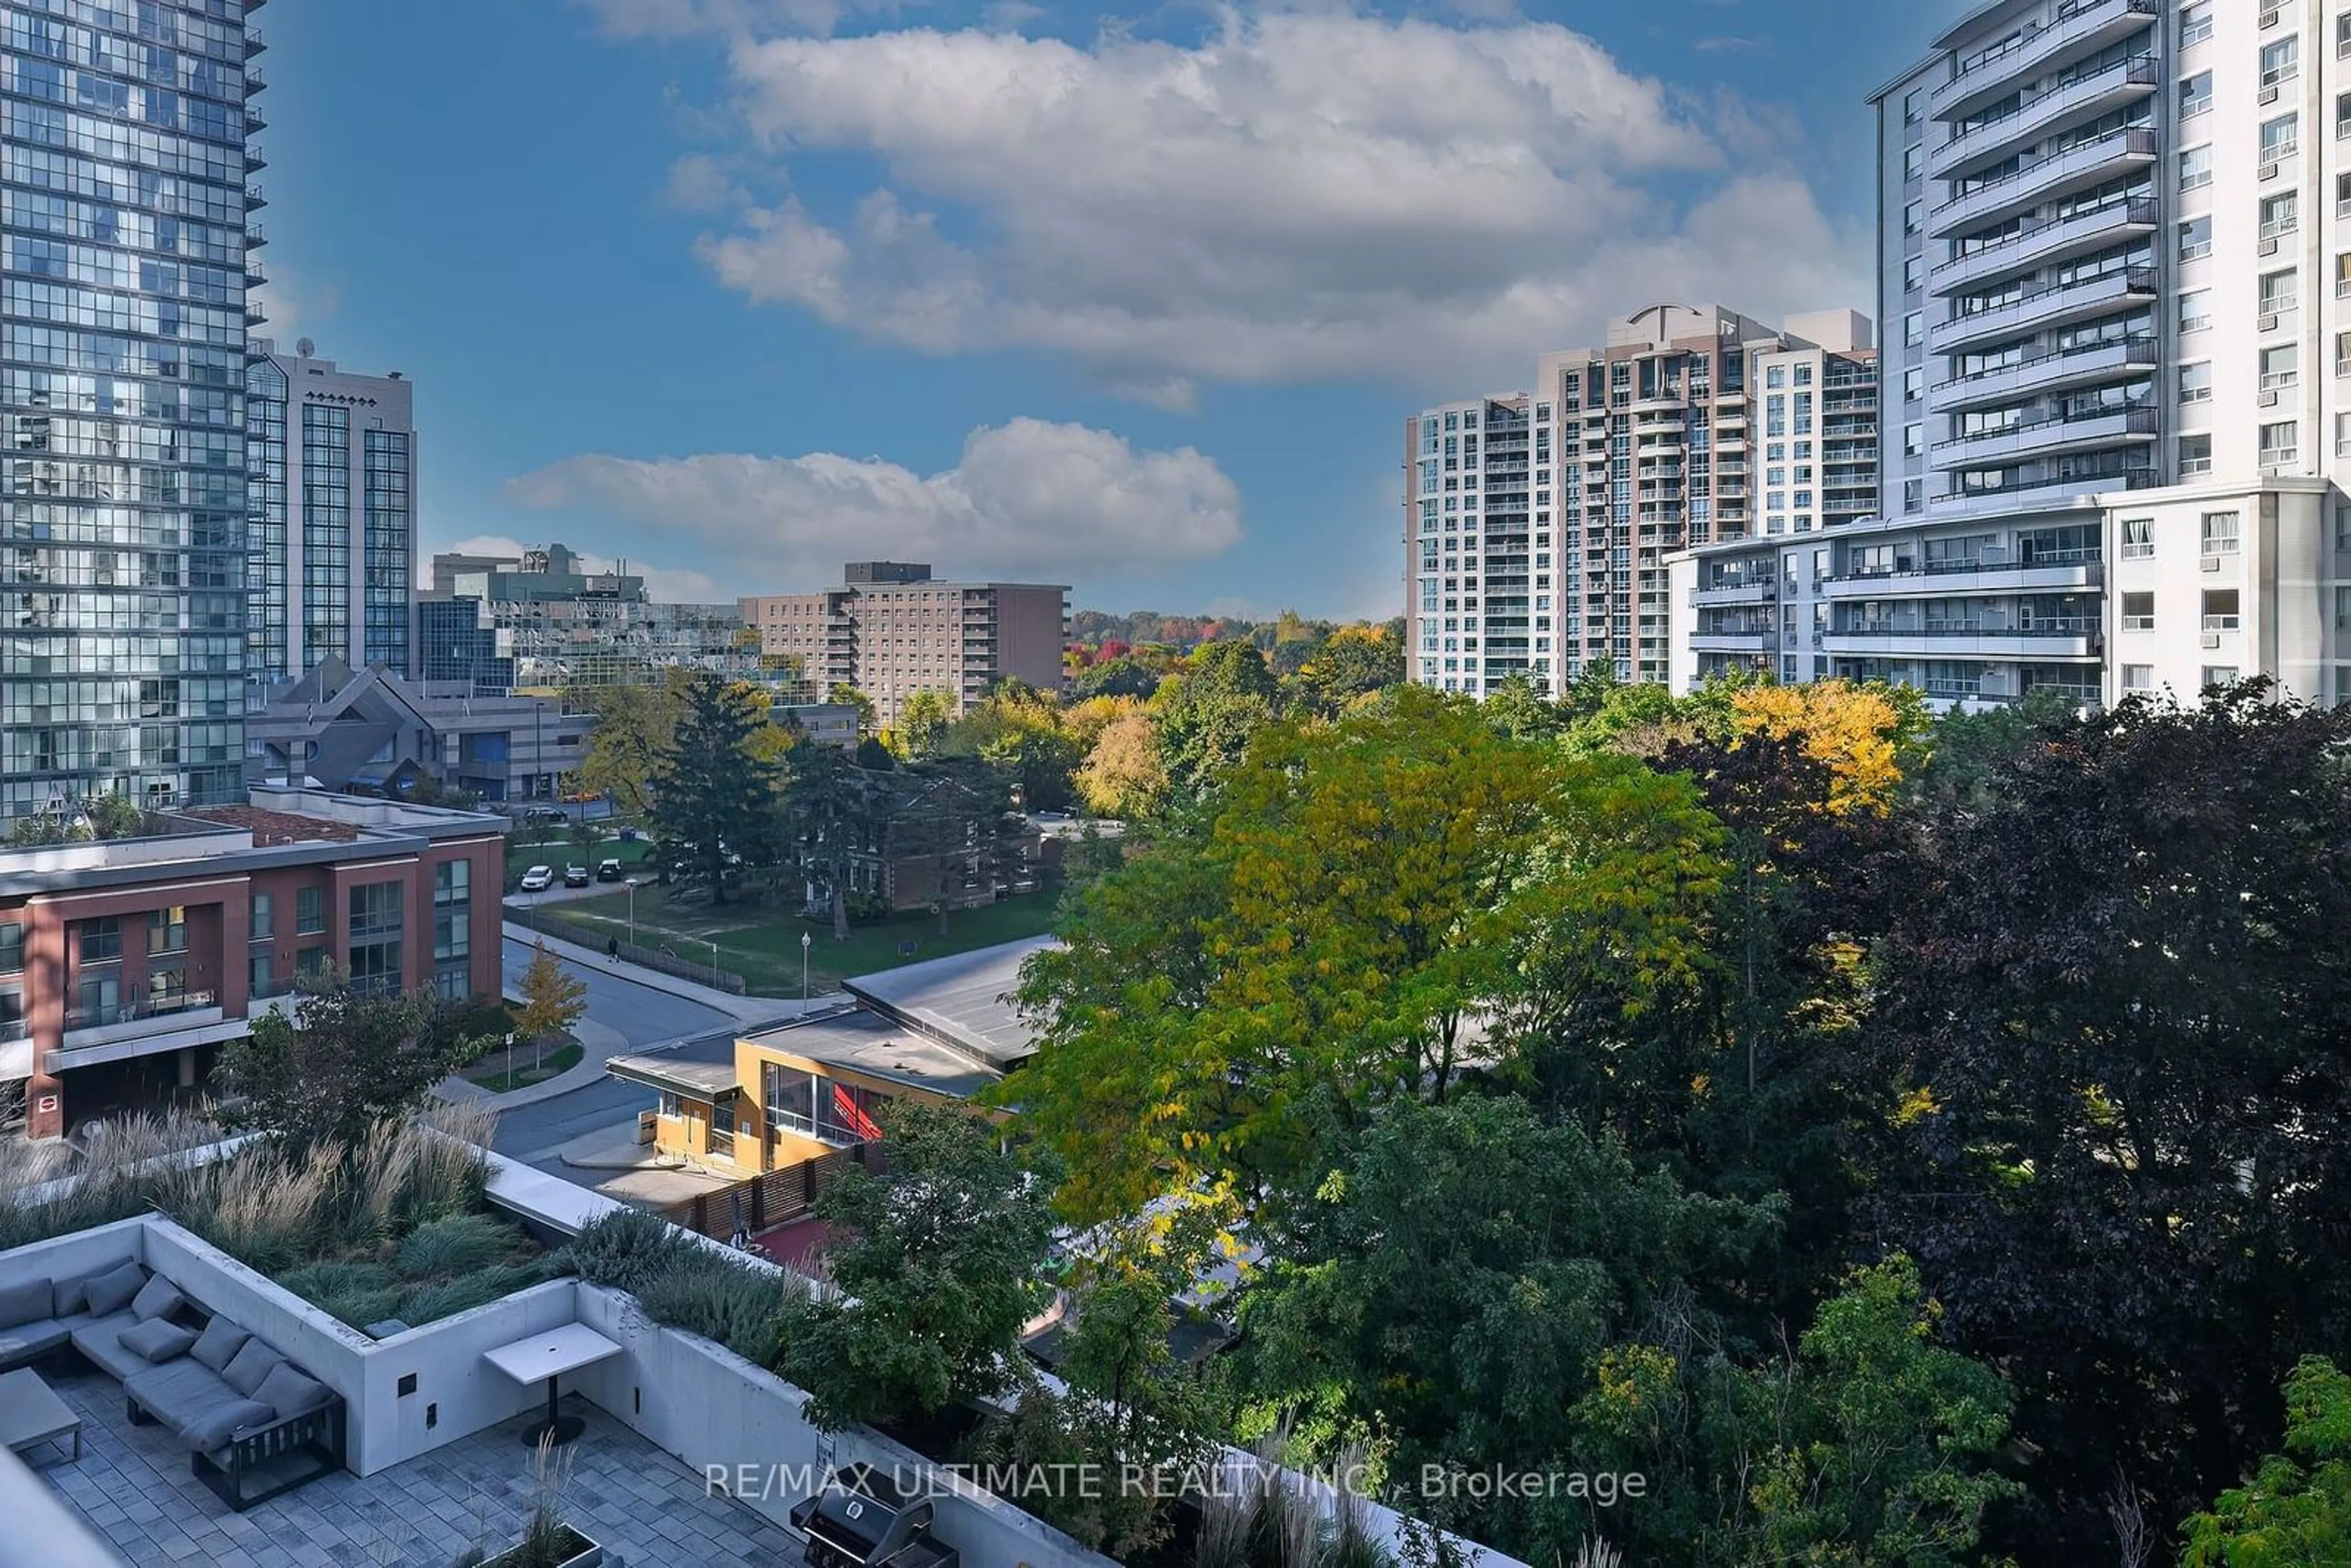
650;673;784;904
780;740;891;939
213;969;484;1149
2183;1357;2351;1567
572;673;689;816
1235;1093;1780;1562
1287;624;1403;716
778;1103;1062;1432
513;940;588;1044
1011;687;1726;1222
828;683;879;739
892;688;958;760
1151;639;1280;798
1480;671;1564;741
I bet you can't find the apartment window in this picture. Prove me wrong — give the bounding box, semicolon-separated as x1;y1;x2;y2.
1903;422;1923;456
1903;198;1922;234
2180;71;2213;119
1903;255;1923;291
2123;664;2156;692
249;892;273;940
2339;585;2351;629
2179;288;2211;332
146;907;186;956
2338;93;2351;141
1903;88;1921;125
2179;144;2213;190
2202;589;2240;632
1903;368;1923;403
2260;36;2300;89
296;885;324;935
2121;516;2154;558
2260;269;2299;315
1903;144;1922;180
2180;216;2213;261
2260;113;2300;164
2202;666;2240;688
2341;11;2351;58
77;917;121;964
2202;511;2240;555
2260;420;2299;464
1903;311;1922;347
2180;2;2212;47
1903;478;1924;511
2261;191;2300;239
2262;343;2301;390
2180;434;2214;475
2121;592;2155;631
0;923;20;976
249;953;274;999
2179;361;2212;403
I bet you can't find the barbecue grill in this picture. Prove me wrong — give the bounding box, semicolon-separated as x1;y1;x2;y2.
787;1461;961;1568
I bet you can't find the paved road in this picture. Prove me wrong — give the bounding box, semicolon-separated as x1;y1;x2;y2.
492;936;800;1163
500;934;731;1046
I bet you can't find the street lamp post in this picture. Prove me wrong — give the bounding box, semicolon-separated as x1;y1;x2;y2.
801;930;811;1002
707;937;719;988
625;877;638;949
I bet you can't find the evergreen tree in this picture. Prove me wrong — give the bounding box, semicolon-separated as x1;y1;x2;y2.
650;673;782;904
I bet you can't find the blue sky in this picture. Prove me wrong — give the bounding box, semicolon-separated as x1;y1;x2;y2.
258;0;1971;620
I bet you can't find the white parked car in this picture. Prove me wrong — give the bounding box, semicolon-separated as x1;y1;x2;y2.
518;865;555;891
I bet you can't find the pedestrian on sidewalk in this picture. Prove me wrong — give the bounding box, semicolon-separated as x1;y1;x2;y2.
606;936;620;963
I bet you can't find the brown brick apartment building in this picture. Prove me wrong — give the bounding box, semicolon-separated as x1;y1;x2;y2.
0;787;506;1141
740;561;1070;730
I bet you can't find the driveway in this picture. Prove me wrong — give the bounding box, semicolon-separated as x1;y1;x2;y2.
500;934;732;1046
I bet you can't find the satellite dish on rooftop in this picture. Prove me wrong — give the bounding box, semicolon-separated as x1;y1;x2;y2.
296;337;315;358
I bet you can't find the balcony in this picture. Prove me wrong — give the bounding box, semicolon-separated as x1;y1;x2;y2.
1929;403;2157;466
1932;334;2158;412
1930;126;2157;238
1689;630;1774;655
1928;463;2154;519
1930;0;2159;121
1823;620;2099;659
1820;555;2102;599
1689;579;1779;607
1932;197;2158;293
1930;55;2158;181
1932;264;2158;354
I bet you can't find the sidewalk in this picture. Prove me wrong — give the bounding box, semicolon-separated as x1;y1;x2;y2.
433;1013;632;1113
499;918;816;1024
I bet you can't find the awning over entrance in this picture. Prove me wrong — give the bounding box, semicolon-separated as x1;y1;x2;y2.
604;1054;741;1102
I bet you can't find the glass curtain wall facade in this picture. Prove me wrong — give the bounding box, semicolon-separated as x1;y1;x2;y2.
243;345;281;678
361;424;407;670
0;0;260;816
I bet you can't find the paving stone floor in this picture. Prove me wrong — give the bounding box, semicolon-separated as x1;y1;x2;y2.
30;1365;802;1566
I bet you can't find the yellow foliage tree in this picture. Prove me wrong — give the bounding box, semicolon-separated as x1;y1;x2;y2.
1730;680;1909;815
1076;709;1168;820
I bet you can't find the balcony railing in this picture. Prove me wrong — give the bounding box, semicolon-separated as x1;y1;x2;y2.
1930;0;2158;118
66;992;219;1032
1931;55;2158;178
1932;126;2158;238
1931;197;2158;287
1933;265;2158;353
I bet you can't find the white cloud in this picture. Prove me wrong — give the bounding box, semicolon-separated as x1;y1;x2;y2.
249;259;342;348
418;533;725;604
667;11;1865;396
573;0;926;39
500;418;1243;587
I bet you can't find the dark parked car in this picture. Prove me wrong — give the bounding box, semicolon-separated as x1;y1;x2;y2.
563;865;590;888
596;859;624;882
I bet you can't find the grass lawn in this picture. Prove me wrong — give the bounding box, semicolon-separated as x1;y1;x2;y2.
463;1037;584;1092
547;883;1065;996
502;827;659;892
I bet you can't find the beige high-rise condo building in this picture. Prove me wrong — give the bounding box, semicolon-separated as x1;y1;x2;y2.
740;563;1070;730
1406;307;1877;696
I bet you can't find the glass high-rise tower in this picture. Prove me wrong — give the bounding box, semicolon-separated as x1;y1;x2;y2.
0;0;263;817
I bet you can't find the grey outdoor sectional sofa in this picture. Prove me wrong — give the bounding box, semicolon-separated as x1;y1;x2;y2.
0;1258;345;1510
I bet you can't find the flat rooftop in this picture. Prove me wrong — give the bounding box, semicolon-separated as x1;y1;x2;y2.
841;935;1060;1071
743;1006;1001;1100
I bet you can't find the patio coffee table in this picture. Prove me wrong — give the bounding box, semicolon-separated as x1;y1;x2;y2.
483;1323;621;1448
0;1367;80;1463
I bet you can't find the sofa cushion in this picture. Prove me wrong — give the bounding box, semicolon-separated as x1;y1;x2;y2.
51;1267;113;1319
81;1261;146;1319
182;1397;278;1452
119;1318;198;1365
0;1276;50;1331
124;1358;239;1436
130;1274;183;1323
68;1310;150;1381
221;1338;283;1399
253;1362;331;1422
188;1316;249;1374
0;1316;80;1365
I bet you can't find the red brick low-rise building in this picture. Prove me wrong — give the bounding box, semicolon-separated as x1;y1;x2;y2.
0;787;505;1141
